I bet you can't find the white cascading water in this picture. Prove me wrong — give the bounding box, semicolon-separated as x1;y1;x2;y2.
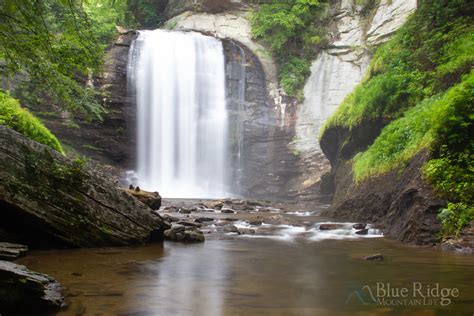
128;30;229;198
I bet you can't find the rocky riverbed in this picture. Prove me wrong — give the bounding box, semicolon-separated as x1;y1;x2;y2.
158;198;383;242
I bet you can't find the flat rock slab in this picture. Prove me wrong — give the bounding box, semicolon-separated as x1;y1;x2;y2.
0;260;64;313
0;242;28;261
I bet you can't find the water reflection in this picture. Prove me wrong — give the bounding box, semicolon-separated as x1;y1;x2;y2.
16;238;474;316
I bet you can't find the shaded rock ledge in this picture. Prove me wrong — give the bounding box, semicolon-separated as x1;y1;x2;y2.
0;260;64;313
0;126;169;248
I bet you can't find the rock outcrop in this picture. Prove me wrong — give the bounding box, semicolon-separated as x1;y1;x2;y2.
0;260;64;313
0;126;169;248
25;31;137;168
290;0;417;200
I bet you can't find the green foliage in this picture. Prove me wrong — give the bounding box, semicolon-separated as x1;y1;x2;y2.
0;0;107;118
437;203;474;237
279;57;311;98
0;91;64;153
322;1;473;133
323;0;474;237
250;0;329;98
353;71;473;181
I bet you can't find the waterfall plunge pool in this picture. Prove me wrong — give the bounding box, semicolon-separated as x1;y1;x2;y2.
17;202;474;316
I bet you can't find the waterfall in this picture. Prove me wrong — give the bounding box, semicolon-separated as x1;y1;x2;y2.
128;30;229;198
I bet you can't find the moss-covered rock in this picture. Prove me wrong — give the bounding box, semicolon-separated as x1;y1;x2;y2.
0;125;169;248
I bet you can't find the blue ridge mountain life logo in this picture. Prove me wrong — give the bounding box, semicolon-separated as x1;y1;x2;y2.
346;282;460;307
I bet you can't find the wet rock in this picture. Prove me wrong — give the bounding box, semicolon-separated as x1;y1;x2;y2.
205;201;223;209
163;206;179;213
161;214;179;222
195;217;214;223
0;260;64;312
246;200;263;207
364;254;384;261
177;221;202;228
223;225;239;233
237;228;256;235
0;242;28;261
249;220;263;226
178;207;197;214
353;223;366;230
223;218;239;222
122;189;161;210
319;224;345;231
164;224;205;243
221;208;235;214
355;228;369;235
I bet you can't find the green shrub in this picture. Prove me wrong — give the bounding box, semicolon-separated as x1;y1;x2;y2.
250;0;329;98
321;0;473;236
0;91;64;153
437;203;474;237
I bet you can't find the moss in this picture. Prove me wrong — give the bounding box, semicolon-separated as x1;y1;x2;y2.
322;1;473;135
322;0;473;236
0;91;64;153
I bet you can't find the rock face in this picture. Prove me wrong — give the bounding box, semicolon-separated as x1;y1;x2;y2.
166;10;299;199
0;260;64;313
320;147;443;245
0;126;169;248
291;0;417;200
25;31;137;169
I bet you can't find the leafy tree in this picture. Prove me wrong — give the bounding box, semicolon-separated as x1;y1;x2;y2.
0;0;106;118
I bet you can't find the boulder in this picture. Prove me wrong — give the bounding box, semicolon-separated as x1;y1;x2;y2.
0;126;169;248
164;224;205;242
0;260;64;313
353;223;366;230
122;189;162;210
0;243;28;261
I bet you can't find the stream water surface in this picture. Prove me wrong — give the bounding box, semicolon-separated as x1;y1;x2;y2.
17;222;474;316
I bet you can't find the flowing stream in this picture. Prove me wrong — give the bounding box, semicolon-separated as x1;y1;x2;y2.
128;30;229;198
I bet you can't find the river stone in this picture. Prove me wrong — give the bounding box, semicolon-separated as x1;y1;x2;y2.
0;260;64;312
319;224;345;231
0;242;28;261
221;208;235;214
164;224;205;243
177;221;202;228
0;126;169;248
195;217;214;223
